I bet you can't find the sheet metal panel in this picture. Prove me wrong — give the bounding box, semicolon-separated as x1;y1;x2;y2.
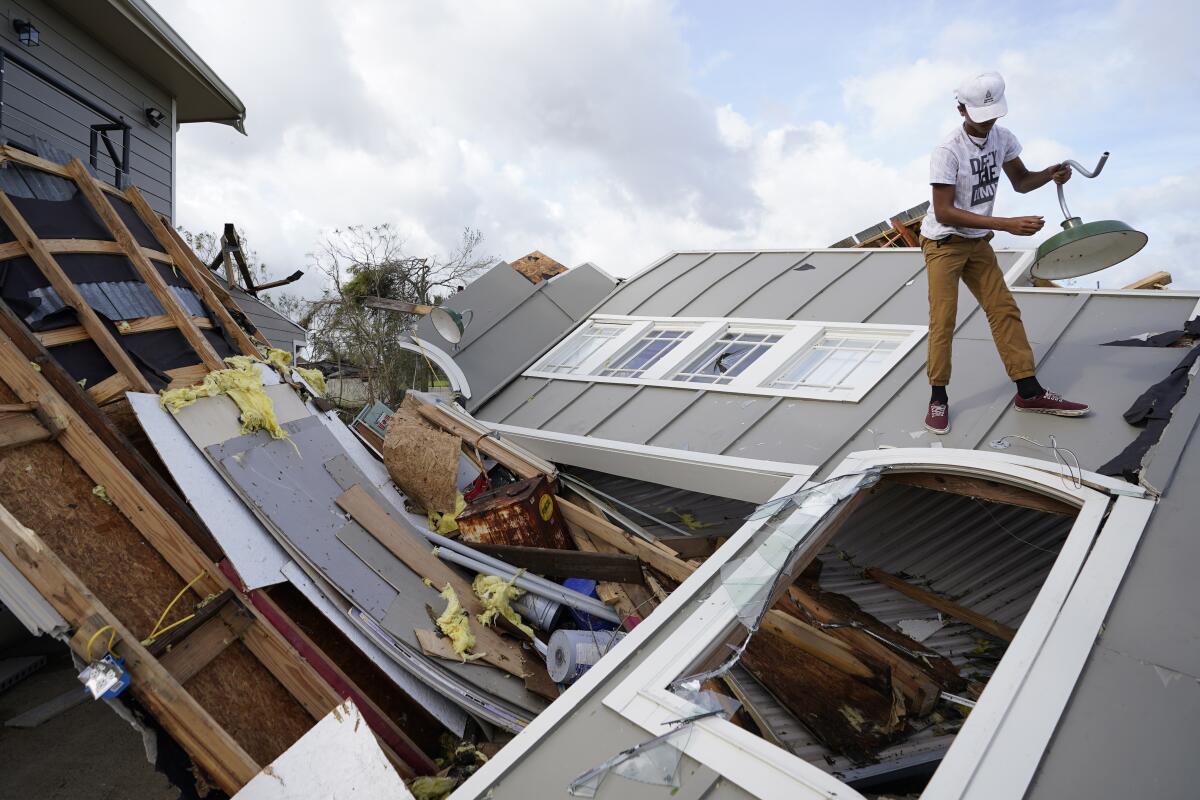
598;253;712;315
541;263;618;320
729;251;868;319
500;379;593;430
1047;292;1198;347
649;393;780;454
676;252;809;318
791;250;927;323
540;382;643;435
628;252;761;317
586;385;702;443
477;375;553;424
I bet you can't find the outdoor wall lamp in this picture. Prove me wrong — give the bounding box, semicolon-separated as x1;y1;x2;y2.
145;107;166;128
1032;152;1148;280
13;19;39;47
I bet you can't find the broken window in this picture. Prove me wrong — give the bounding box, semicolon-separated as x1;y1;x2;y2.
673;329;783;385
599;327;690;378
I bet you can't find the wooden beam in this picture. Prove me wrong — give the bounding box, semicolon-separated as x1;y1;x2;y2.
564;521;644;626
86;373;131;406
157;601;254;684
225;224;258;295
166;363;211;388
37;315;213;348
0;299;221;558
883;471;1078;516
758;607;877;680
0;188;152;393
336;485;535;682
146;208;267;355
0;315;357;730
65;160;224;371
0;145;123;196
558;497;697;584
1122;270;1172;290
467;541;644;583
0;406;53;450
890;217;920;247
865;567;1016;642
0;502;260;793
0;239;172;263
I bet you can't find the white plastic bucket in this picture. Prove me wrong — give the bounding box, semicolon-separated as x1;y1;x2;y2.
546;629;626;685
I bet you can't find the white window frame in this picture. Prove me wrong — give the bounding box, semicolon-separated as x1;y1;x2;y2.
524;314;925;403
597;448;1153;800
530;319;633;375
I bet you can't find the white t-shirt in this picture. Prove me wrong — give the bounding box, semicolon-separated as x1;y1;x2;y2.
920;125;1022;239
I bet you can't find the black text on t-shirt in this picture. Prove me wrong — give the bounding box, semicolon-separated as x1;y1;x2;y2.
970;152;1000;206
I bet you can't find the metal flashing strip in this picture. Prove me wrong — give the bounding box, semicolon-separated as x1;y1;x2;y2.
0;552;68;637
488;422;816;504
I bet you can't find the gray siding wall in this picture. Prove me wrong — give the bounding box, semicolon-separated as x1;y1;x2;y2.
229;285;306;354
0;1;175;217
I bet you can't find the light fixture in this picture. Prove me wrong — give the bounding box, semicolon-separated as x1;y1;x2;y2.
145;107;166;128
1032;152;1148;280
361;296;473;345
13;19;39;47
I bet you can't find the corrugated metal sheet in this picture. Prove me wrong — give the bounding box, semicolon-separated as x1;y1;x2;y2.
729;481;1073;782
26;282;205;323
477;249;1200;482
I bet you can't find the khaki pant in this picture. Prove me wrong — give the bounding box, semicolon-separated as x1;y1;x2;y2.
921;233;1036;386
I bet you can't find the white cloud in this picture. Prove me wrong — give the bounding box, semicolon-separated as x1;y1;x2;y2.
162;0;1199;301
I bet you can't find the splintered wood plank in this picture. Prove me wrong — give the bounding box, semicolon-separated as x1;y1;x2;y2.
158;601;254;684
564;521;642;624
86;373;131;406
882;471;1077;517
125;187;264;357
165;363;211;388
865;567;1016;642
66;160;224;371
0;189;151;392
558;497;698;583
468;541;644;583
0;502;259;793
0;239;172;263
336;484;533;682
37;315;213;347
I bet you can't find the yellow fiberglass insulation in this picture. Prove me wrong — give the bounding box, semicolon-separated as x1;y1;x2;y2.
159;357;288;440
473;573;534;638
434;583;483;661
294;366;327;395
261;347;293;373
427;492;466;535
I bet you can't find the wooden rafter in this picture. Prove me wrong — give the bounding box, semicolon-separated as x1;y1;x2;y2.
65;160;225;372
0;239;173;263
0;145;124;197
0;502;260;793
37;314;213;348
0;188;152;393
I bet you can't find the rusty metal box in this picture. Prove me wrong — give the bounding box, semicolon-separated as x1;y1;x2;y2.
456;475;572;550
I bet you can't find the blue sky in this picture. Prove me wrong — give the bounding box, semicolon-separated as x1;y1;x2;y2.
164;0;1200;295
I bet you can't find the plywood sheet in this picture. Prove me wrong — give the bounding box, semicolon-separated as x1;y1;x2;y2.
128;392;288;589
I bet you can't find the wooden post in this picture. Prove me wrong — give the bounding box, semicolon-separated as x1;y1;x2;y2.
865;567;1016;642
124;187;262;358
0;189;152;393
0;502;260;793
64;160;224;371
890;217;920;247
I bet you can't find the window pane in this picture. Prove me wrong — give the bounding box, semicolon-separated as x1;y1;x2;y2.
539;323;625;374
769;333;904;392
601;328;689;377
674;330;782;385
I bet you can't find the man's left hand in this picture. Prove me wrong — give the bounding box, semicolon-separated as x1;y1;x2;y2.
1050;163;1072;184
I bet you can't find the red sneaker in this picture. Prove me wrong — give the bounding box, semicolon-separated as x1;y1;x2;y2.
925;401;950;434
1013;390;1089;416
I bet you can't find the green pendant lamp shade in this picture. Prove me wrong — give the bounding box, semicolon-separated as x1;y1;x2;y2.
1030;152;1149;281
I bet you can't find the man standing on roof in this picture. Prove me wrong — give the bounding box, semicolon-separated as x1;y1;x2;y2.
920;71;1089;435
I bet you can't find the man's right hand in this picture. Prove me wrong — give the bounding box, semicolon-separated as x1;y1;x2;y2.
1003;216;1045;236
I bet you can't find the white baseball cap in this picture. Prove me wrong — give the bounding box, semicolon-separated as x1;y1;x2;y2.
956;72;1008;123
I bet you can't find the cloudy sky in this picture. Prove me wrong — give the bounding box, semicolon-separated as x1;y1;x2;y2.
161;0;1200;300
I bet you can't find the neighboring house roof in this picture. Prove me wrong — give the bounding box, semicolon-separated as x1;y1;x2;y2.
46;0;246;130
510;250;568;283
227;284;306;352
416;259;618;410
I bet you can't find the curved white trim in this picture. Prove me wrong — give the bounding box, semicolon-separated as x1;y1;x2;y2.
399;336;472;399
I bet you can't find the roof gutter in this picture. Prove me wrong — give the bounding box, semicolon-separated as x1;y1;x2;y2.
109;0;247;133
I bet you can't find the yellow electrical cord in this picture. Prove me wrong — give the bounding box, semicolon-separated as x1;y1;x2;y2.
142;570;205;646
85;624;116;662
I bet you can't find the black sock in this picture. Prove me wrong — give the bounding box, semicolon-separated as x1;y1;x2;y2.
1016;376;1044;399
931;385;948;404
